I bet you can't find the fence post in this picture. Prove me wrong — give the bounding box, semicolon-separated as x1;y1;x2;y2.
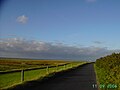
71;63;73;68
56;65;58;72
21;69;24;82
46;66;49;74
64;64;66;70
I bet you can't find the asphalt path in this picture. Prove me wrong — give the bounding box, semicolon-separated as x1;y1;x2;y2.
12;63;98;90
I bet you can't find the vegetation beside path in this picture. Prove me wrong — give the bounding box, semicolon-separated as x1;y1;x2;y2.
94;53;120;90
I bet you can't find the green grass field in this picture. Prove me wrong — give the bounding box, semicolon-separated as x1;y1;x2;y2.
0;59;86;89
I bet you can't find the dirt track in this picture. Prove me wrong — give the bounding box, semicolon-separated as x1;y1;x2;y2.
11;63;98;90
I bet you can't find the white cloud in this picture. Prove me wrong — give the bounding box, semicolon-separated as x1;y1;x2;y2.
16;15;28;24
0;38;119;61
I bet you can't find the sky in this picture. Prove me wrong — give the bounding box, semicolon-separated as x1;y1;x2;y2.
0;0;120;61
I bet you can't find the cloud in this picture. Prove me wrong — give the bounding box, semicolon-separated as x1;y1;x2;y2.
0;38;119;61
86;0;96;3
16;15;28;24
93;41;104;44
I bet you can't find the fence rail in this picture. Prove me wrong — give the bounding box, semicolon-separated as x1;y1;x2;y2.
0;63;70;74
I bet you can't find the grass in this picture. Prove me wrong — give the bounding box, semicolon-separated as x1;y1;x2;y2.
0;72;21;89
94;64;119;90
0;60;86;89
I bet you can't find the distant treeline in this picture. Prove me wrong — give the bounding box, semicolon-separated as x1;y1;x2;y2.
95;53;120;88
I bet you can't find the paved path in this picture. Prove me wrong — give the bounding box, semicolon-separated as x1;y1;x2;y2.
12;63;98;90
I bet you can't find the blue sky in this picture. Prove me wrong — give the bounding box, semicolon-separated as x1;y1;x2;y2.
0;0;120;60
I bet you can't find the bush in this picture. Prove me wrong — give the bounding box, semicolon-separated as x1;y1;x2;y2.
95;53;120;90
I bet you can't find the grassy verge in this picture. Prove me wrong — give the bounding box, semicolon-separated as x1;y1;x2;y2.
0;62;86;89
94;64;119;90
